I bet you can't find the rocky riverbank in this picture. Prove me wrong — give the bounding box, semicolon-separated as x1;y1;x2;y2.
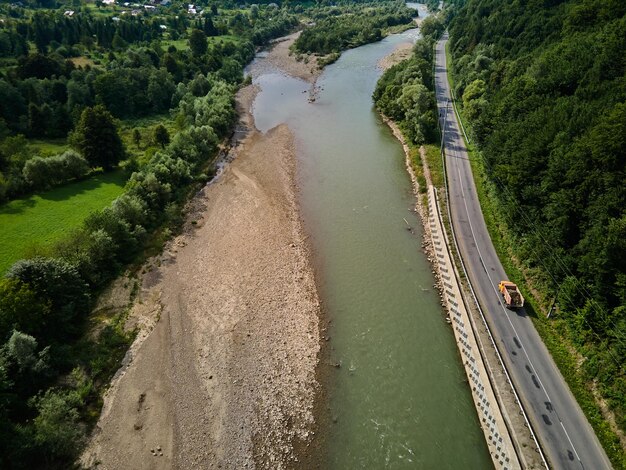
81;34;322;470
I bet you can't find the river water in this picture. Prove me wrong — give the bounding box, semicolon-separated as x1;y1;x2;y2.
251;6;492;468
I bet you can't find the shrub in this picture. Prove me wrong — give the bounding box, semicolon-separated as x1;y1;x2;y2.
168;125;219;164
22;150;90;190
31;389;85;463
6;258;90;343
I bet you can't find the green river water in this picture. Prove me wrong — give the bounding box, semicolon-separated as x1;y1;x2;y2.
251;6;492;467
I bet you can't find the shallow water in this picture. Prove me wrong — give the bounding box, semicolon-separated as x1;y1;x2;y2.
251;6;492;468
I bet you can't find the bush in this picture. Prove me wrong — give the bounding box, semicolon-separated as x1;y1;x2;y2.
168;125;219;165
31;389;86;463
6;258;90;343
22;150;90;190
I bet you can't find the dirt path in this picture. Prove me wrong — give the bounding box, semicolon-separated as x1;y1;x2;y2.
81;37;321;470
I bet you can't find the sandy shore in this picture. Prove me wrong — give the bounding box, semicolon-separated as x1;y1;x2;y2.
81;36;322;470
248;31;321;84
378;43;413;71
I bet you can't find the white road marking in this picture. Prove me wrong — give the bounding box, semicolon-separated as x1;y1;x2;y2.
448;124;583;467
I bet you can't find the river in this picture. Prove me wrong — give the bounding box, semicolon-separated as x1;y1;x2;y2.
250;5;492;468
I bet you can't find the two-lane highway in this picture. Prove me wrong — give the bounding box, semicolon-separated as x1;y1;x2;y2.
435;33;612;470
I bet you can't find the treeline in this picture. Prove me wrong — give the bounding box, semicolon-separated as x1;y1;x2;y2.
294;1;414;55
1;12;170;56
373;16;444;145
0;3;296;57
448;0;626;455
424;0;466;12
0;74;236;469
0;27;259;202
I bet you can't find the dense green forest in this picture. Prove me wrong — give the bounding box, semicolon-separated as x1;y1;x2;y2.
447;0;626;461
0;2;298;201
294;1;414;54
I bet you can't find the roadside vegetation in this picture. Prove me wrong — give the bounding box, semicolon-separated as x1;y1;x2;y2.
373;15;444;147
446;0;626;465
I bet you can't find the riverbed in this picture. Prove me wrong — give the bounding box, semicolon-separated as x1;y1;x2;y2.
82;9;493;469
250;8;493;469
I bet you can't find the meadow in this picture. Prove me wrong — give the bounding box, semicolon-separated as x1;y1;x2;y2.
0;170;127;274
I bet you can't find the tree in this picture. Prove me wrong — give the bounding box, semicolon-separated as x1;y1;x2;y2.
419;16;444;41
28;103;48;137
70;105;125;170
111;32;127;50
147;69;175;112
4;331;49;373
161;52;181;81
17;54;62;80
133;128;141;148
0;279;50;342
6;257;90;341
0;81;27;131
462;79;487;120
153;125;170;149
32;390;85;462
0;135;31;167
203;17;218;37
188;29;207;57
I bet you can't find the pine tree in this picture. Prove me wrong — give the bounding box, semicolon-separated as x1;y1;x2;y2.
28;103;47;137
204;17;218;37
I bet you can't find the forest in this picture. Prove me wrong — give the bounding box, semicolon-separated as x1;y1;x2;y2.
448;0;626;460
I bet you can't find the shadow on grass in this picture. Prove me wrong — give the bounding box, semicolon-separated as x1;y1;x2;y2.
0;171;129;215
39;173;124;202
0;198;37;214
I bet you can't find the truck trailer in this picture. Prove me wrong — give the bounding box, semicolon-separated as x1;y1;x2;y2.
498;281;524;308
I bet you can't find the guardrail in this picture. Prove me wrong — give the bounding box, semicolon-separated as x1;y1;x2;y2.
428;186;520;469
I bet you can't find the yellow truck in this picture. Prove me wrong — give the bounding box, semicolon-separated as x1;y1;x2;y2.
498;281;524;308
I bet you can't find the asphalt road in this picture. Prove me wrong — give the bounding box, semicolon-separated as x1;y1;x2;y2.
435;33;612;470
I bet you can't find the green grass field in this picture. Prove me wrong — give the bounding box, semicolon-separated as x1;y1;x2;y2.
0;171;127;274
161;38;190;51
162;34;243;52
29;138;69;157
